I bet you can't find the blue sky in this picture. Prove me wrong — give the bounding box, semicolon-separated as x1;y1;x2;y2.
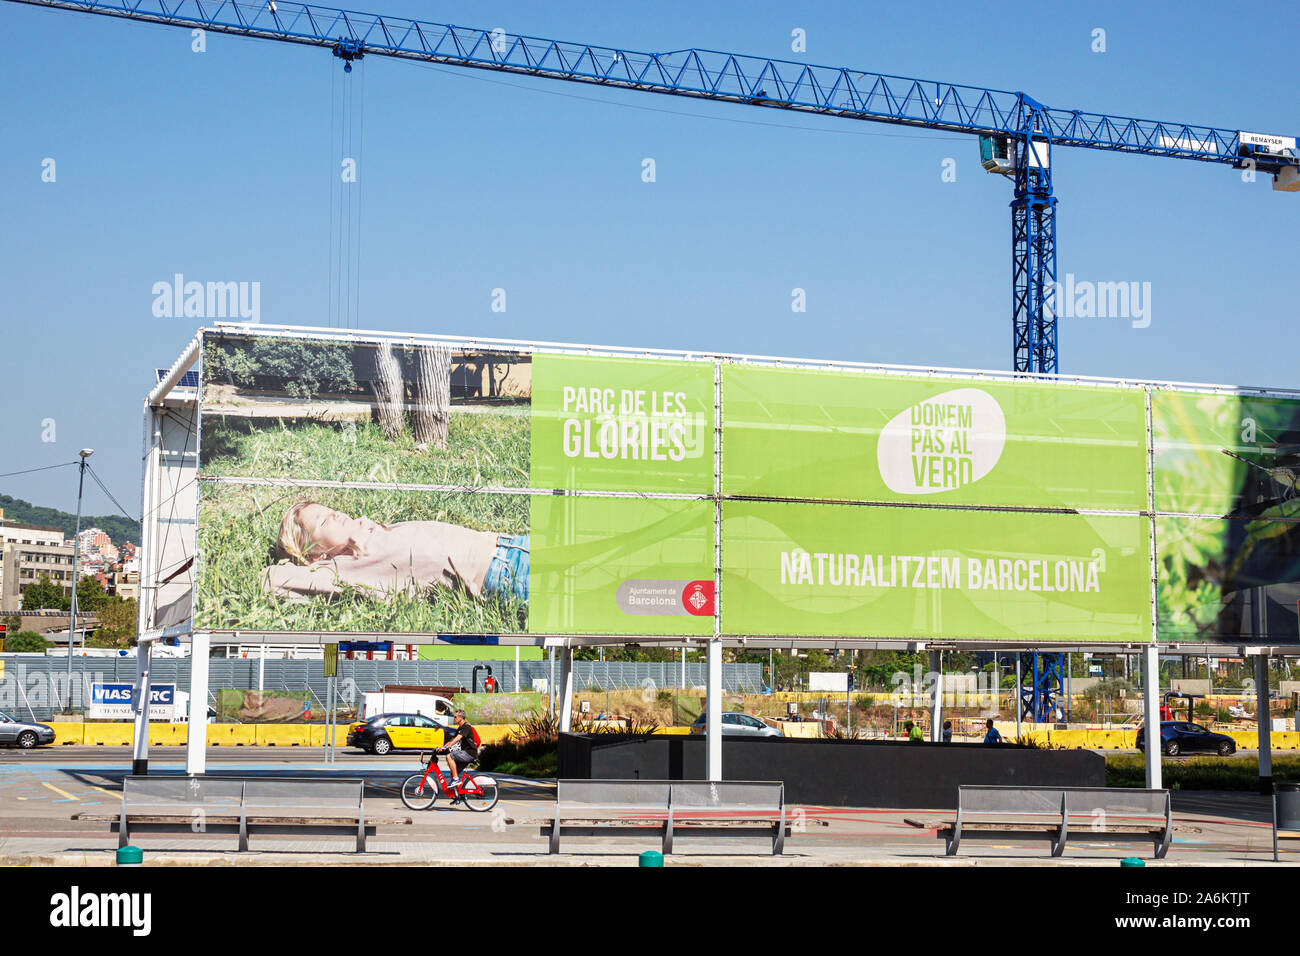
1;0;1296;523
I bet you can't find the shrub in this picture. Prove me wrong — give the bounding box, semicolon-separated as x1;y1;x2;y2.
1106;754;1300;790
1083;677;1136;700
205;338;357;400
3;631;50;653
474;711;560;776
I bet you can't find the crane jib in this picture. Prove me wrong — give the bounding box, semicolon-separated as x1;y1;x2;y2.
7;0;1294;166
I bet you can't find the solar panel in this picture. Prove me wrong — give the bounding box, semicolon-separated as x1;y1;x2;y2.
155;368;200;388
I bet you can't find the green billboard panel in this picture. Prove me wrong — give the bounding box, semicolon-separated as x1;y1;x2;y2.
722;365;1148;510
190;328;1300;645
530;495;715;635
530;353;714;493
721;500;1151;641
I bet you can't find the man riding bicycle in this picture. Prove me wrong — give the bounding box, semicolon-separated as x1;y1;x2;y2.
436;709;479;791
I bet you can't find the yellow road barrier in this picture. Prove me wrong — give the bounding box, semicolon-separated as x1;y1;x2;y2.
308;725;350;746
49;722;84;745
82;724;134;746
255;725;311;746
207;724;257;746
147;723;189;746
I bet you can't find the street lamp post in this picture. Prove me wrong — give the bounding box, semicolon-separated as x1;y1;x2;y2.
66;448;92;715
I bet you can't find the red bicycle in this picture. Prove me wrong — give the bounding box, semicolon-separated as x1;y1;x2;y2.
400;749;499;812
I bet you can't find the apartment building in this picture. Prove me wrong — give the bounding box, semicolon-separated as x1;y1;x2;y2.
0;518;77;612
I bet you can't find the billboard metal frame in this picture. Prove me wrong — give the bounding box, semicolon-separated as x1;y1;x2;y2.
164;321;1300;653
138;323;1299;785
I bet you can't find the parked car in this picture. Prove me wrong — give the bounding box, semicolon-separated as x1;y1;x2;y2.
346;713;449;755
0;710;56;749
688;712;783;737
1137;720;1236;757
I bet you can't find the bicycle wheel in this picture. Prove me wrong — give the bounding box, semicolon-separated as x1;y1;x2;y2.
401;772;440;811
460;773;499;812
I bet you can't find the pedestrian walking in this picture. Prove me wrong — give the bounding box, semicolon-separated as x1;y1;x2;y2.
983;718;1003;745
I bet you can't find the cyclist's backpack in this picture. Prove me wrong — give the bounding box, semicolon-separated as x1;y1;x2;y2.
471;726;481;748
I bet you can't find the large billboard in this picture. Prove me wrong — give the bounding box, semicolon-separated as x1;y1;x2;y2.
190;328;1300;644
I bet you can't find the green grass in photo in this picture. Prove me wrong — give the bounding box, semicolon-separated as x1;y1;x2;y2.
200;410;529;487
195;482;528;634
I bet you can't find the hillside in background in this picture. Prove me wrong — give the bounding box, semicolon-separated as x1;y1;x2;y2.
0;493;140;546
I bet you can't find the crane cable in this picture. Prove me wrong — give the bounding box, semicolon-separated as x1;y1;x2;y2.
328;58;366;329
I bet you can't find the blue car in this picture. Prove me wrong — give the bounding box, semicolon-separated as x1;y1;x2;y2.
1136;720;1236;757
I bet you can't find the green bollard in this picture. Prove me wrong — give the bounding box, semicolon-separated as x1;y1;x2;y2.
1120;857;1145;867
117;846;143;867
639;850;664;867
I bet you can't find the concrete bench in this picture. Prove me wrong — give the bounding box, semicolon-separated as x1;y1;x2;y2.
73;776;411;853
905;785;1172;859
540;780;788;855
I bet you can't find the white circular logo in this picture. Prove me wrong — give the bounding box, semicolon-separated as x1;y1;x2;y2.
876;387;1006;495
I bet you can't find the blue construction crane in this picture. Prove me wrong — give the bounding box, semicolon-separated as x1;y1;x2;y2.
10;0;1297;721
8;0;1298;374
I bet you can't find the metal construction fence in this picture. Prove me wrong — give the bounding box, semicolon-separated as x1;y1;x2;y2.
0;656;762;722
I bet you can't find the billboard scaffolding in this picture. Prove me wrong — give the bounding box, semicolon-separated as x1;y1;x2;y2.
138;324;1300;784
143;323;1300;651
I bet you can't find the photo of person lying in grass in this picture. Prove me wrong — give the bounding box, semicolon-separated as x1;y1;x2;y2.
264;501;528;607
196;484;528;634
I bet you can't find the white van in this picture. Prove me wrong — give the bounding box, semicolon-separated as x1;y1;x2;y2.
360;692;455;726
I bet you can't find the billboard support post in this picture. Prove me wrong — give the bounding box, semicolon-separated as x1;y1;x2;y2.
558;647;574;733
186;633;210;775
1256;653;1273;793
548;648;555;716
707;355;724;782
928;650;942;742
706;639;722;781
1142;644;1162;790
130;641;152;776
1014;655;1022;739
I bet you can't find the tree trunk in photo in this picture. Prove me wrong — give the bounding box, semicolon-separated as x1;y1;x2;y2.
412;345;452;450
374;341;406;440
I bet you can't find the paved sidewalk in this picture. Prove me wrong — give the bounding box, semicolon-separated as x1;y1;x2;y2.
0;756;1292;866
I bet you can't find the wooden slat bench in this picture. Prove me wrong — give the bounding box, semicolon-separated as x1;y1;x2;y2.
905;785;1172;859
540;780;789;855
73;776;411;853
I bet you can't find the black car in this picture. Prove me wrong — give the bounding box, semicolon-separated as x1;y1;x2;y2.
1137;720;1237;757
